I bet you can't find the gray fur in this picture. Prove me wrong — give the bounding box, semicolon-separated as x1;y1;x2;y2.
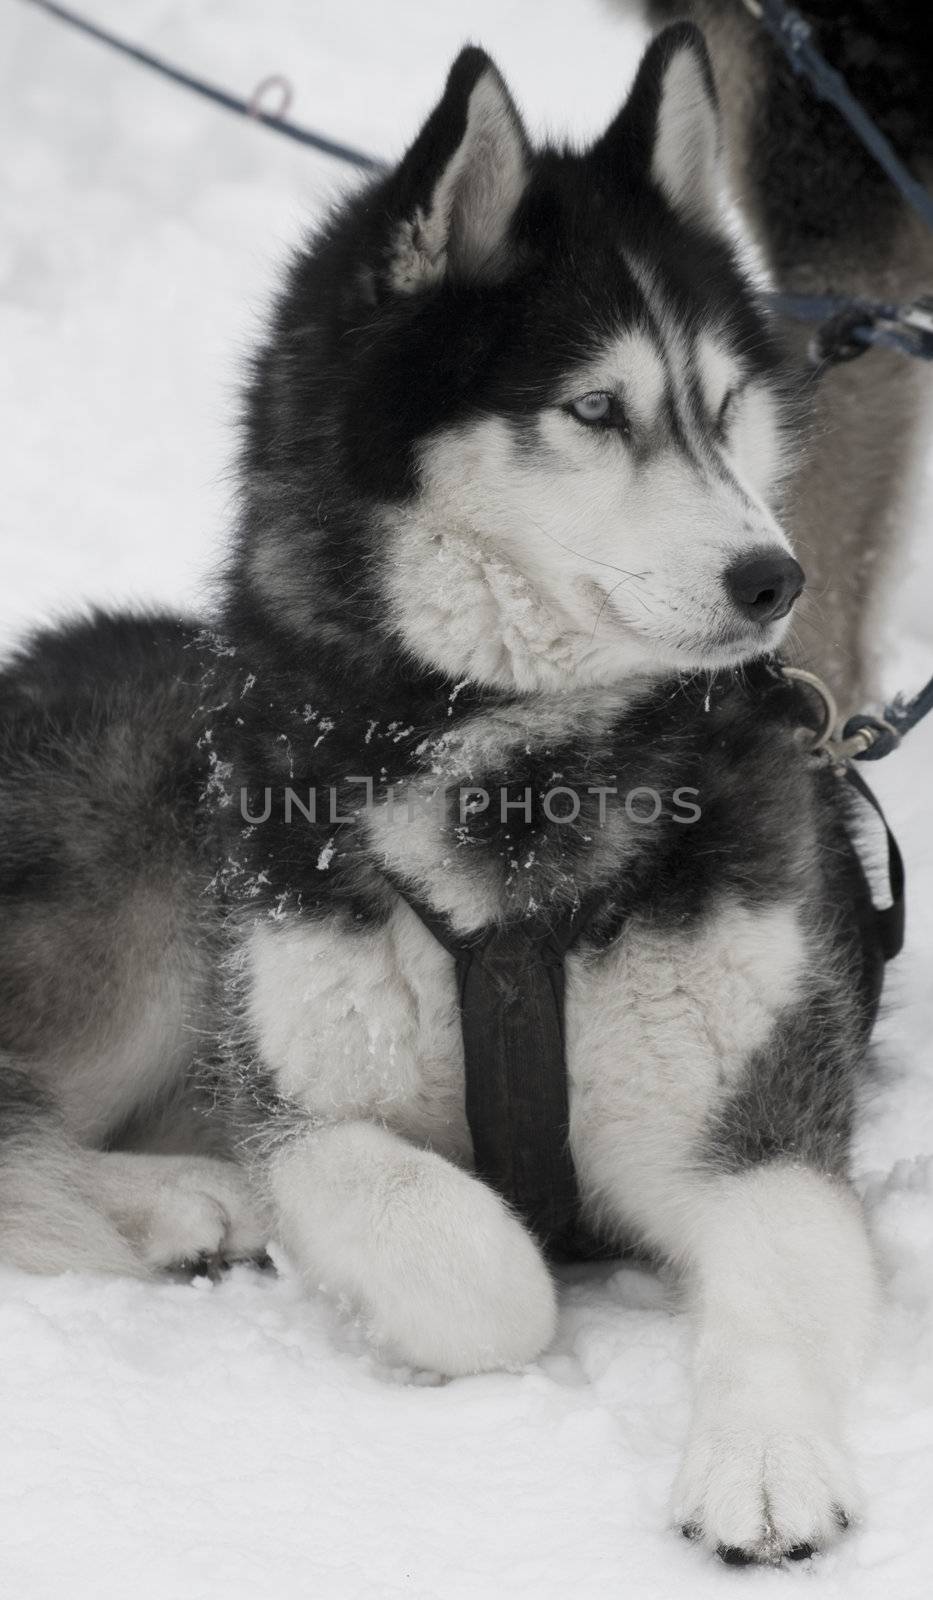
0;613;262;1274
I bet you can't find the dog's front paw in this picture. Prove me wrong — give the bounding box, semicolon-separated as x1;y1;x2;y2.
366;1171;557;1376
271;1124;556;1377
673;1420;857;1564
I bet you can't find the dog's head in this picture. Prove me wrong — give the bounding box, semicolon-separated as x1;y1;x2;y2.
239;25;801;693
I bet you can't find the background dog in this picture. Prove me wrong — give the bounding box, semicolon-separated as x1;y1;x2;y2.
640;1;933;708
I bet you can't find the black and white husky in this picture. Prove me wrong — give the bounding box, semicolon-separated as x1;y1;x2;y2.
0;26;894;1565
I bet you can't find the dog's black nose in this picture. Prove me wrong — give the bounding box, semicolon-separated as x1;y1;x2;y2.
725;550;805;623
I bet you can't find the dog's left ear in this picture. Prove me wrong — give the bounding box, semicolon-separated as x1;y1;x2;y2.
592;23;722;229
385;46;530;292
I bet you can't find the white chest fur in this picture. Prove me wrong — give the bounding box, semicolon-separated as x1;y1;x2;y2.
246;904;470;1161
565;901;805;1249
245;895;805;1243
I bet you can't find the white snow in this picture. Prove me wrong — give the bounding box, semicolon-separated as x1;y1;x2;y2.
2;2;933;1596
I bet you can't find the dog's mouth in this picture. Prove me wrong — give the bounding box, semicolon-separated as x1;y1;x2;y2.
593;583;796;671
704;629;782;664
685;603;796;654
682;611;797;669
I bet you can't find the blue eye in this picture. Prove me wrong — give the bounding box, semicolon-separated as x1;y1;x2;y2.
569;391;614;425
715;387;736;438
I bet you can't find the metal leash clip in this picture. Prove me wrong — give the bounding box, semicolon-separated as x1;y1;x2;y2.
897;296;933;356
809;298;933;366
780;666;900;764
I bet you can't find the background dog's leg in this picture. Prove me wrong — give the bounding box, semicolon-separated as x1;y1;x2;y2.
673;1162;876;1561
0;1062;142;1275
268;1120;556;1375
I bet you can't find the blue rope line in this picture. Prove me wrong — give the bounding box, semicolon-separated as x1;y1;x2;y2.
843;675;933;761
767;292;933;362
745;0;933;235
21;0;387;174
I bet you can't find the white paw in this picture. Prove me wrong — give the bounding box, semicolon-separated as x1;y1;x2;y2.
271;1124;557;1375
673;1417;858;1564
139;1158;268;1272
364;1173;557;1376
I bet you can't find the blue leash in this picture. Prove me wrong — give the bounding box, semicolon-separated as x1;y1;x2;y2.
743;3;933;369
768;292;933;366
21;0;933;242
22;0;933;369
843;681;933;764
19;0;387;173
741;0;933;235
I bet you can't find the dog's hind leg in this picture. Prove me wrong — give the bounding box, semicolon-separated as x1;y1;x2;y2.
0;1060;142;1275
0;1059;267;1276
268;1119;557;1375
672;1163;875;1562
89;1151;269;1274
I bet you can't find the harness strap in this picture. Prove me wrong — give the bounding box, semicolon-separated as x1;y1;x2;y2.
391;885;612;1261
843;764;906;963
779;664;906;962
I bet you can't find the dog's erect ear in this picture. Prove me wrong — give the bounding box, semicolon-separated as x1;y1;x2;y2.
592;23;722;228
386;46;530;292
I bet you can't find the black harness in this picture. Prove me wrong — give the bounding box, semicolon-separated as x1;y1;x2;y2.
392;751;905;1266
393;885;613;1262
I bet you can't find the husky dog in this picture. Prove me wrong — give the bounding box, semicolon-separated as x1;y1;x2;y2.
641;1;933;709
0;26;894;1564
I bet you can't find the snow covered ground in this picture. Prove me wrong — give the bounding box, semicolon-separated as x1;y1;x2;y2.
2;2;933;1596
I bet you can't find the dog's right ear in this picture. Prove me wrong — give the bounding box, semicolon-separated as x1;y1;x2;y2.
383;46;530;293
592;23;723;230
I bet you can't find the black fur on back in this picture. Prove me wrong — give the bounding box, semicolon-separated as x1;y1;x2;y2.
0;611;214;904
0;613;222;1088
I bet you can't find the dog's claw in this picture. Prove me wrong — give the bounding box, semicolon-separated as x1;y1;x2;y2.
189;1251;225;1282
786;1544;815;1562
717;1545;755;1566
178;1246;274;1282
689;1533;828;1566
